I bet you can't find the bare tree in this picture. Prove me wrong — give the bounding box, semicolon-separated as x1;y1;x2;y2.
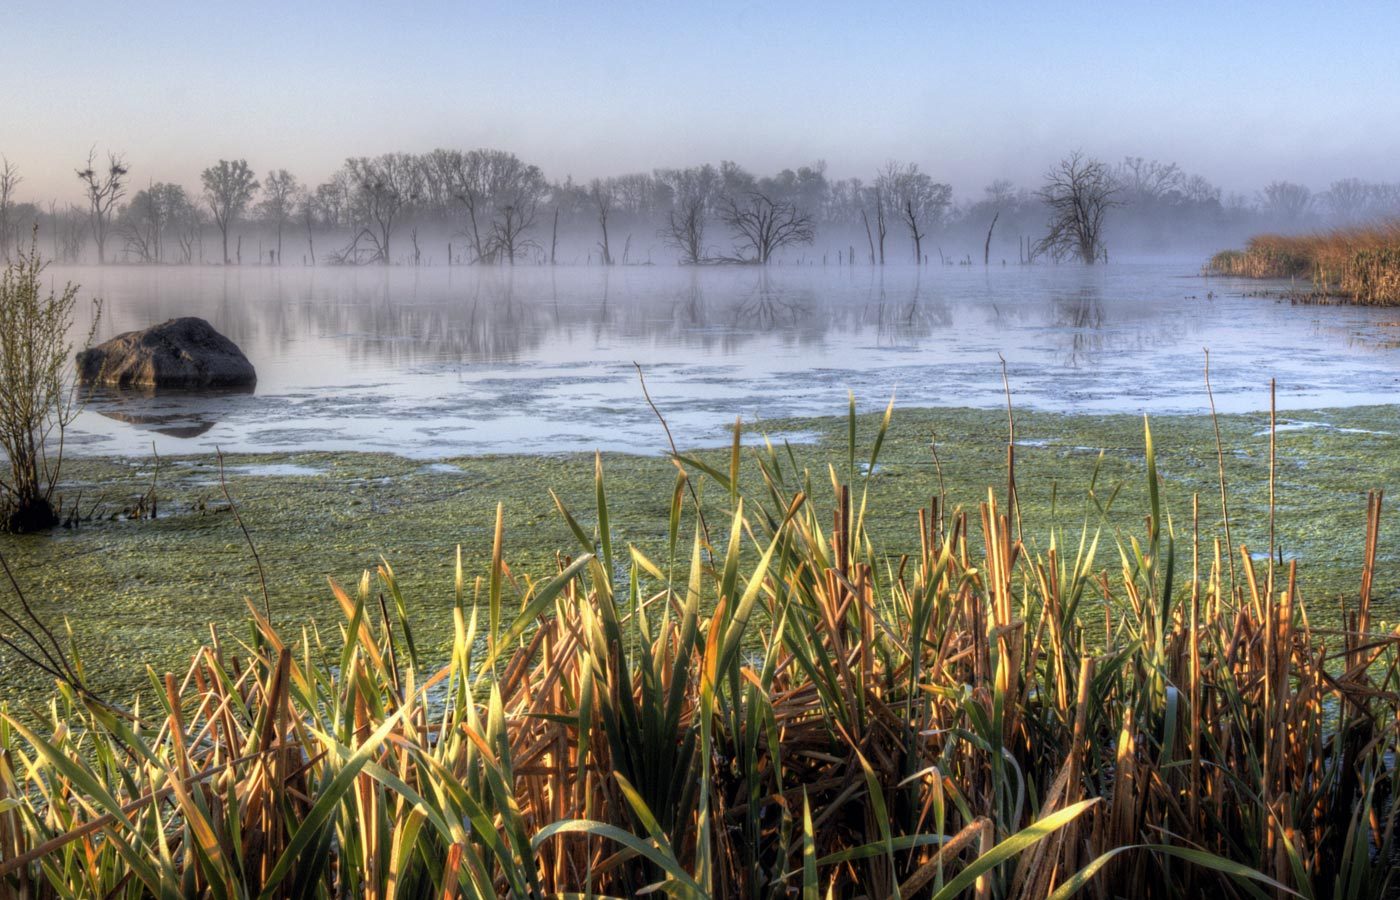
1324;178;1372;223
1034;152;1119;265
343;153;419;265
878;162;950;264
438;150;488;262
656;164;719;264
1374;183;1400;218
718;191;814;264
75;149;128;265
0;158;20;263
1114;157;1184;205
315;174;351;231
46;200;58;260
860;184;888;264
120;182;166;262
484;203;534;264
201;159;259;264
979;180;1017;265
436;149;544;264
58;205;85;263
478;155;546;265
1182;174;1222;206
259;169;300;264
984;179;1018;207
661;194;707;264
299;188;319;265
172;199;203;264
719;160;756;198
118;182;183;263
124;183;196;264
589;178;615;265
1260;181;1313;225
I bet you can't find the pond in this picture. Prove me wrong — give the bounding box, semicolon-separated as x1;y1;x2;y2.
56;261;1400;458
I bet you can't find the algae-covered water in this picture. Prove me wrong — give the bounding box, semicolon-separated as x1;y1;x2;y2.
3;262;1400;707
3;404;1397;706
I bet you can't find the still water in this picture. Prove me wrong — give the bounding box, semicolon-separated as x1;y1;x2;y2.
55;262;1400;458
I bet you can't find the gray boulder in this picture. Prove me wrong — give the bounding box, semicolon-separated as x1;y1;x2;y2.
76;317;256;389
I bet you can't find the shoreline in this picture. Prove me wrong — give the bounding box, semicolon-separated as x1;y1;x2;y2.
61;394;1400;463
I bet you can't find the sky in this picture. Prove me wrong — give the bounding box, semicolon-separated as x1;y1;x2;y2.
3;0;1398;203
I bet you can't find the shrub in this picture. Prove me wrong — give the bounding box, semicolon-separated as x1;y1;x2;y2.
0;234;99;531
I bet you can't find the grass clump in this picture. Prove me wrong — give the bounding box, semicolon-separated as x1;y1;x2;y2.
1;409;1398;898
1208;220;1400;304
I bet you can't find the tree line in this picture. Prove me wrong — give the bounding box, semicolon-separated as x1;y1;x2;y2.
0;147;1396;267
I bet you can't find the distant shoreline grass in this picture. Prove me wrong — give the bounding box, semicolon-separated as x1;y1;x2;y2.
1208;220;1400;304
1;404;1397;897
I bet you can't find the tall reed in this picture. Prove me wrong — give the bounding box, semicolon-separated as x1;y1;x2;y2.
0;407;1396;898
1208;220;1400;304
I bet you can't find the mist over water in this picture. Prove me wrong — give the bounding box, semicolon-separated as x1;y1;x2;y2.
57;262;1400;458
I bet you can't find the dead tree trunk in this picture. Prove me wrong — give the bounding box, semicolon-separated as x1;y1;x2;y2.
876;191;887;265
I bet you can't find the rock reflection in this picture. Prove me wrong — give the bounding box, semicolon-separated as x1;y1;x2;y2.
89;386;255;440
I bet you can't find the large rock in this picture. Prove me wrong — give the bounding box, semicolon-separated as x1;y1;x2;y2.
76;317;256;389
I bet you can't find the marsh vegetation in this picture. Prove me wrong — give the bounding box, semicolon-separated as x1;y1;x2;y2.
1;407;1398;898
1208;221;1400;305
0;184;1398;897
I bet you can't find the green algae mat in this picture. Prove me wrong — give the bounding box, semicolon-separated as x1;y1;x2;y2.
2;403;1397;707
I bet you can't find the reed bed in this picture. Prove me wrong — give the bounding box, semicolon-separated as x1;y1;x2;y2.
1208;220;1400;305
1;409;1398;898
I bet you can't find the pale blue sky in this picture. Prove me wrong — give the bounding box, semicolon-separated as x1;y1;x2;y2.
5;0;1398;201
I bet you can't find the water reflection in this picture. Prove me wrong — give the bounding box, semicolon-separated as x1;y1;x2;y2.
1051;291;1106;368
90;386;257;440
862;273;952;346
53;262;1400;457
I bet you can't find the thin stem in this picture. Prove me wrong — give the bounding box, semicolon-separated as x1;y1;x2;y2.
1204;349;1237;601
217;449;271;618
